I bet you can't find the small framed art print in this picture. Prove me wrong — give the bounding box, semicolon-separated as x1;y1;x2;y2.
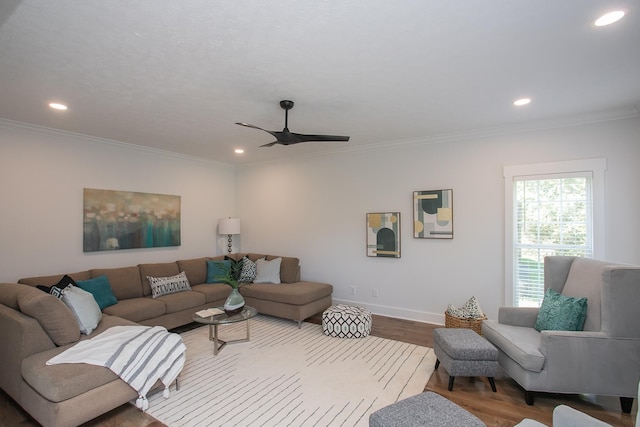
413;189;453;239
366;212;401;257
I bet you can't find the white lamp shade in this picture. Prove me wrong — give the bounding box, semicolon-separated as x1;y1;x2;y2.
218;217;241;235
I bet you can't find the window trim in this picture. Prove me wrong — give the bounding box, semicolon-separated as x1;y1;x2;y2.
503;158;606;306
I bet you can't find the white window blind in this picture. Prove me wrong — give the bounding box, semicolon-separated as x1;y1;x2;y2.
503;158;605;308
513;173;593;306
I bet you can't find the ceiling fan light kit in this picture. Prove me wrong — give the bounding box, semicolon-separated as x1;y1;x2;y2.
236;100;350;147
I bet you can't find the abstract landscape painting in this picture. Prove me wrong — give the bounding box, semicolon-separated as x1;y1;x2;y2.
83;188;181;252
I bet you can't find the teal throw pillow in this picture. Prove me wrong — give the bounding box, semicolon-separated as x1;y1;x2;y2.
534;288;587;332
206;259;231;283
76;275;118;310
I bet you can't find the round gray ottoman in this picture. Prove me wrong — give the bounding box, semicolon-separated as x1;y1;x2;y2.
433;328;498;392
369;392;486;427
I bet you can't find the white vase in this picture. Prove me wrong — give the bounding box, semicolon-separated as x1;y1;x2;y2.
224;288;245;315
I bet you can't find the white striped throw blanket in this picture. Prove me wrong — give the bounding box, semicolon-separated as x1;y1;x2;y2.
47;325;186;410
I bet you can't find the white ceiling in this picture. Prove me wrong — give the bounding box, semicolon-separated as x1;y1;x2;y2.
1;1;639;164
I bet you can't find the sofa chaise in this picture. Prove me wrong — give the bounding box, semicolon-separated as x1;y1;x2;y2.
0;253;332;427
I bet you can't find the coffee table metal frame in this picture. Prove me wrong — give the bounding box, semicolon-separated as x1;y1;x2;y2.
192;306;258;355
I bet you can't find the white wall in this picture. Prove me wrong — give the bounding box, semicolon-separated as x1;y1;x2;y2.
0;120;237;282
236;116;640;323
2;116;638;325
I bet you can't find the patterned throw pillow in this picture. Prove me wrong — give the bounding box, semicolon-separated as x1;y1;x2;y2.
535;288;588;332
238;257;258;283
461;296;484;318
446;296;484;319
147;271;192;298
36;274;77;299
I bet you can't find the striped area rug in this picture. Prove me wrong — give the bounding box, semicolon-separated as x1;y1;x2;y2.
146;315;435;427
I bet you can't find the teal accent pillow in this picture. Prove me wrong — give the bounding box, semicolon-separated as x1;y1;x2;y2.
76;275;118;310
534;288;588;332
206;259;231;283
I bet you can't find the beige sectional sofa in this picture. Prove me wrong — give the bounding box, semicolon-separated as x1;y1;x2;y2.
0;253;332;427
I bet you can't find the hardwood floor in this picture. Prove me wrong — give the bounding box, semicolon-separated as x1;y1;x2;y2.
1;314;636;427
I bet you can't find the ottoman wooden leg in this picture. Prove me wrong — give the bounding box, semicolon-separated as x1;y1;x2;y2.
435;359;440;369
488;377;496;392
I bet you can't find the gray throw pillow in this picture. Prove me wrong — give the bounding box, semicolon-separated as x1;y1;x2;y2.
254;257;282;284
61;285;102;335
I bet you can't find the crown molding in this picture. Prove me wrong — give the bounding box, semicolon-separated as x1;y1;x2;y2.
0;118;235;169
238;106;640;167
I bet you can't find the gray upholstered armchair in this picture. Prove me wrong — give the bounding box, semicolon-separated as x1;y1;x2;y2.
483;256;640;413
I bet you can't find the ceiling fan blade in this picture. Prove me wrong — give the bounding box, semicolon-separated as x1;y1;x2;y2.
259;141;280;147
235;122;268;132
290;133;350;143
236;101;350;147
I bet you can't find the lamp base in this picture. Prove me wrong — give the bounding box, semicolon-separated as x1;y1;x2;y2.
227;234;233;254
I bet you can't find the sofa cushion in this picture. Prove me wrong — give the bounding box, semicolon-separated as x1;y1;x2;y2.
18;271;91;287
534;288;587;332
561;257;608;332
17;285;81;346
21;315;136;403
269;255;300;283
22;348;119;403
481;321;545;372
191;283;231;303
147;271;192;298
177;257;209;285
139;262;181;296
240;281;332;305
90;266;143;300
254;257;282;284
76;275;118;310
155;290;206;313
102;297;166;323
61;285;102;335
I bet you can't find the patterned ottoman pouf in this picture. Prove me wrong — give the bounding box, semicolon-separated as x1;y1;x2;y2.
322;304;372;338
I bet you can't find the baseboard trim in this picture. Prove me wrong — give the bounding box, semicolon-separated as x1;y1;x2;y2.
332;298;444;325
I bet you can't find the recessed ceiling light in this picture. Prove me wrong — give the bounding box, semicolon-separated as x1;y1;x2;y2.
49;102;68;110
234;148;245;154
594;10;626;27
513;98;531;107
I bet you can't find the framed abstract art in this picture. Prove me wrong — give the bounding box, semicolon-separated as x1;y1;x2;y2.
413;189;453;239
83;188;181;252
366;212;401;257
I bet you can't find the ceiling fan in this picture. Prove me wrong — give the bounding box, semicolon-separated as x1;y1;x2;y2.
236;100;350;147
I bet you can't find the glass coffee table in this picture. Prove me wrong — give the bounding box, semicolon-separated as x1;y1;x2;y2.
192;306;258;355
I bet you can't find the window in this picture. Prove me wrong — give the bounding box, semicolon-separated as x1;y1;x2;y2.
504;159;606;307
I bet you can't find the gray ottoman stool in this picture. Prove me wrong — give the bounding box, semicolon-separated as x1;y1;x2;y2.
322;304;372;338
433;328;498;392
369;392;486;427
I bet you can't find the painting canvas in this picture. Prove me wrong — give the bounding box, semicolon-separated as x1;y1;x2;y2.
367;212;401;257
413;189;453;239
83;188;181;252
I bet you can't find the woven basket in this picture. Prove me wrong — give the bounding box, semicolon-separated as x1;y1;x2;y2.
444;312;487;336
